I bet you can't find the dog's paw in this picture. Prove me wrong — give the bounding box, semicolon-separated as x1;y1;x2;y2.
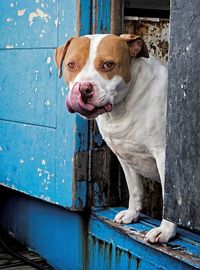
145;219;176;243
114;210;139;224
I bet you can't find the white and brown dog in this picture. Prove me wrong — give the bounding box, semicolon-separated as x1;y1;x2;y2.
54;34;176;243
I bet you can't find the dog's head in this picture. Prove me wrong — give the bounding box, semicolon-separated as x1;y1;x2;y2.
55;34;149;119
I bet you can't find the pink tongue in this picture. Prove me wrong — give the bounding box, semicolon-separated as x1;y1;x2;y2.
104;103;112;112
78;96;95;111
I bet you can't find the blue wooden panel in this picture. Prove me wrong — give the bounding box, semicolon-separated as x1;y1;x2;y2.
89;209;200;270
0;0;57;49
55;0;90;207
0;121;58;202
0;49;56;127
96;0;111;33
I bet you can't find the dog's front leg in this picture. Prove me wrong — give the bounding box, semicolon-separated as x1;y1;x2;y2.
145;152;177;243
114;158;143;224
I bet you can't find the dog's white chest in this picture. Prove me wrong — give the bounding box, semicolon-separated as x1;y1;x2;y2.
104;137;160;180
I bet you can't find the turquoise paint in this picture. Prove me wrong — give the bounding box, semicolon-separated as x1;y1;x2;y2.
96;0;111;33
0;121;56;201
0;49;56;127
79;0;92;35
0;0;57;49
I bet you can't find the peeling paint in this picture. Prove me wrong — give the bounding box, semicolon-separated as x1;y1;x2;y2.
54;18;58;28
124;19;169;64
61;87;65;96
29;8;50;26
6;17;13;22
46;56;51;64
5;43;13;48
19;159;24;164
45;100;50;106
42;159;46;165
17;9;26;16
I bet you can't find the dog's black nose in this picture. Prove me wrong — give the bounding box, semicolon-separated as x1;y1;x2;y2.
80;82;94;103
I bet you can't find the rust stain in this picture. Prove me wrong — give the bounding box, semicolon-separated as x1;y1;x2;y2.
124;20;169;64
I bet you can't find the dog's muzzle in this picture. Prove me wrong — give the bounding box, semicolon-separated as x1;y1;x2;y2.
66;82;112;119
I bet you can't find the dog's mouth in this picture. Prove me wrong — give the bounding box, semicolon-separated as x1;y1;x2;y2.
66;82;113;119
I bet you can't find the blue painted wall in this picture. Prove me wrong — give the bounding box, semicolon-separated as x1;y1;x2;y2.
0;0;88;208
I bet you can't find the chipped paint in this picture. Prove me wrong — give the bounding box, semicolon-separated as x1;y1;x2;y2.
46;56;51;64
42;159;46;165
6;17;13;22
45;100;50;106
54;18;58;28
29;8;50;26
17;9;26;16
19;159;24;164
124;19;169;64
5;43;14;48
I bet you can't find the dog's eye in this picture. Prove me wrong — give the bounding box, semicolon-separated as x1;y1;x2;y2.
101;61;115;71
67;62;77;70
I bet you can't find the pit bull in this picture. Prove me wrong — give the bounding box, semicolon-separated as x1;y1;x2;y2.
54;34;177;243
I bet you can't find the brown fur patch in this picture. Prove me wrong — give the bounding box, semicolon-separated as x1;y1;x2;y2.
94;35;132;83
63;37;90;83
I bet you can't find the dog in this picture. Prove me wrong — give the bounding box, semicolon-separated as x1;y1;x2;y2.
54;34;177;243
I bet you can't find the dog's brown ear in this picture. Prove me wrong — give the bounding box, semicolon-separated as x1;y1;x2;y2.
120;34;149;58
54;38;74;78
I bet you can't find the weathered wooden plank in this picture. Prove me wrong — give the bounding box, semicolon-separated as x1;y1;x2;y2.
55;0;89;208
0;49;56;128
0;0;57;49
90;208;200;269
0;120;56;203
164;0;200;232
